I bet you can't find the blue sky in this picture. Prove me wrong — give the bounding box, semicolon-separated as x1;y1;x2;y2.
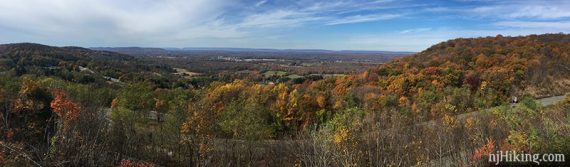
1;0;569;51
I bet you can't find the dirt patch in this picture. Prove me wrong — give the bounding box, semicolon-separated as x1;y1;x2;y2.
173;68;202;79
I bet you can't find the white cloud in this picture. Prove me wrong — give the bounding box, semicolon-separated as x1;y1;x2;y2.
506;5;570;19
238;0;407;28
400;28;432;34
469;2;570;19
326;14;403;25
237;10;323;28
495;21;570;29
424;7;454;12
255;0;267;7
0;0;236;46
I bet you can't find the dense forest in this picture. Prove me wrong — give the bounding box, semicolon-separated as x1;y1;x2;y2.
1;34;570;166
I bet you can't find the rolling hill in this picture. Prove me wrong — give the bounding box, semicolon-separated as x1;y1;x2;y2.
0;43;179;86
374;33;570;98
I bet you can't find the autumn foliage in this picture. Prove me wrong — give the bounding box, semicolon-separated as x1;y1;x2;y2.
471;138;495;162
2;34;570;166
50;89;81;128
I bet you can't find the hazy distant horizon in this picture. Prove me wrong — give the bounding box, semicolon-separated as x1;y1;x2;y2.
91;46;419;53
2;42;419;53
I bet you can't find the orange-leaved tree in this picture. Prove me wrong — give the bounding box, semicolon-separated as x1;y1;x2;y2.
50;89;81;132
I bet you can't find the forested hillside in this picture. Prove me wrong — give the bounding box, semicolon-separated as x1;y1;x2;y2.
1;34;569;166
0;43;188;88
381;33;570;98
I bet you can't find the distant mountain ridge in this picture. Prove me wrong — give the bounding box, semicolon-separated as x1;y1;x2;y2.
90;47;169;55
91;46;415;56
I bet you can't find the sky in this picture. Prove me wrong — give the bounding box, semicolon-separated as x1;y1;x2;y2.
1;0;570;52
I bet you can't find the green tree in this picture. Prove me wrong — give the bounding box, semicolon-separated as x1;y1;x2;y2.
219;101;273;140
116;82;154;112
